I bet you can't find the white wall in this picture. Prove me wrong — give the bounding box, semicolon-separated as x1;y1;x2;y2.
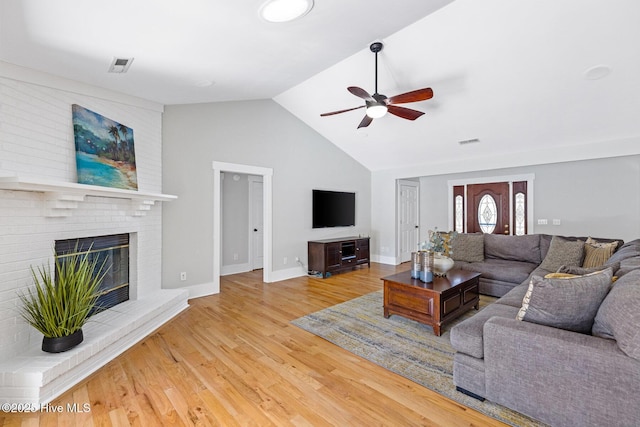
373;153;640;264
0;63;166;359
161;99;371;292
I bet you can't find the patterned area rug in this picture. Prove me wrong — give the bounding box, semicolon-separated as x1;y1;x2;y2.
291;291;545;427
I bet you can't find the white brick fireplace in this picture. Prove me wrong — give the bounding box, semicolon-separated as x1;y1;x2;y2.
0;63;189;404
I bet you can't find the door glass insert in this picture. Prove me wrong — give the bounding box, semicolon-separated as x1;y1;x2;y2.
478;194;497;233
455;195;464;233
515;192;525;235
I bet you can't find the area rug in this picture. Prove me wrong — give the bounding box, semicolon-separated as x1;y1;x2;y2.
291;291;545;427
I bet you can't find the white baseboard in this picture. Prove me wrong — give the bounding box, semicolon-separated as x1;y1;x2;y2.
183;282;218;299
221;263;251;276
268;265;307;282
372;254;399;265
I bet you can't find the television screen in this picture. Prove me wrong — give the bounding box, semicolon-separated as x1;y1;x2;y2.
312;190;355;228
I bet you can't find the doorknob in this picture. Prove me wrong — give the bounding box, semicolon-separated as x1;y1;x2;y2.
254;228;258;232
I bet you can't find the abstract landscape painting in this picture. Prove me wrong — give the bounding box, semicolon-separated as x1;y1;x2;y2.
72;104;138;190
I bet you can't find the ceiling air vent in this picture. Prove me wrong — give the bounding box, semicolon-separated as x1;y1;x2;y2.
108;57;134;73
458;138;480;145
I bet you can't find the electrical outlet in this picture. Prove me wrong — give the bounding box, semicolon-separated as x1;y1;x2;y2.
283;257;288;265
537;219;548;225
180;272;187;281
295;256;300;262
233;253;238;261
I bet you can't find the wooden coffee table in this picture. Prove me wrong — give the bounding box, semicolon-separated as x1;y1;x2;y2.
381;269;481;336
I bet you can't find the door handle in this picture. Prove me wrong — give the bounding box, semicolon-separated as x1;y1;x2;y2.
254;228;258;232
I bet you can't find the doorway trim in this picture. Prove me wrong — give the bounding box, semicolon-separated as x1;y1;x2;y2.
248;175;264;271
213;161;273;293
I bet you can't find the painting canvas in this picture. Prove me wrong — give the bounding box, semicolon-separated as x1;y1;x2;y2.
72;104;138;190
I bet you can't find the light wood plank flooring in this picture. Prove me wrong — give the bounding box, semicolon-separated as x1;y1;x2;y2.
1;263;506;426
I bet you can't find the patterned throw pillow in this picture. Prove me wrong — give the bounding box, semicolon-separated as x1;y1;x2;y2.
539;236;585;272
583;237;618;268
451;233;484;263
516;268;613;333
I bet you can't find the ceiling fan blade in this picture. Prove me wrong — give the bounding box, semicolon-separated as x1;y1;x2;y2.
388;88;434;105
348;86;374;101
320;105;365;116
387;105;425;121
357;115;373;129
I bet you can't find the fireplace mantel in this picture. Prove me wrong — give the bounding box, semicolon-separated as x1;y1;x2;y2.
0;176;177;217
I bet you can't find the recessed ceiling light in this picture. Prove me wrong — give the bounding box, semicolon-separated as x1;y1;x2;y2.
584;65;612;80
260;0;313;23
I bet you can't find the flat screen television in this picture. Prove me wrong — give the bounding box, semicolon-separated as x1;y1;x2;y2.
312;189;356;228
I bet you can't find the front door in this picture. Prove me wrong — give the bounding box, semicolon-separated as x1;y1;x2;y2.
467;182;510;235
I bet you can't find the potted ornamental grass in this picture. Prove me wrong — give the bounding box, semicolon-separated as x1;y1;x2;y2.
18;246;107;353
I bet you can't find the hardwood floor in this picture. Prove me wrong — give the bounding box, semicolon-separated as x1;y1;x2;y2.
1;263;506;426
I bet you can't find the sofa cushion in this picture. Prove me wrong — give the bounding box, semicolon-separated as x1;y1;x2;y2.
450;303;520;359
592;270;640;360
495;282;529;308
451;233;484;262
516;268;613;333
583;238;618;268
455;258;538;285
484;234;541;264
607;239;640;272
539;236;585;272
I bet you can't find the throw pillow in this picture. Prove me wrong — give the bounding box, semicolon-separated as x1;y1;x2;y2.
544;272;579;279
583;238;618;268
538;236;585;272
516;268;613;333
592;270;640;360
557;263;620;276
451;233;484;263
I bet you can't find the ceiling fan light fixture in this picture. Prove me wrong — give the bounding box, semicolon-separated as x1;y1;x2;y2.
260;0;313;23
366;103;387;119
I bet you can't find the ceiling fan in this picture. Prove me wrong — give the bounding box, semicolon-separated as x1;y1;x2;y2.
320;42;434;129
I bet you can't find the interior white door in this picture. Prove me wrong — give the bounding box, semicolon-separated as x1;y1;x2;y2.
250;179;264;270
397;180;419;263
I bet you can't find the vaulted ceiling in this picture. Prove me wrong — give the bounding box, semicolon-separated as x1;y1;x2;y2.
2;0;639;171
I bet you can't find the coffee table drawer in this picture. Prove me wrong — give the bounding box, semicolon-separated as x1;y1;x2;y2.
463;282;479;305
442;293;461;316
387;287;434;316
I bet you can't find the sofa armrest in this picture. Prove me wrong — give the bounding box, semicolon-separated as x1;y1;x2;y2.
483;316;640;427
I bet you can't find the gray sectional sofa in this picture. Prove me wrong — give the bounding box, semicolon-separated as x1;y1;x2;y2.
448;234;640;427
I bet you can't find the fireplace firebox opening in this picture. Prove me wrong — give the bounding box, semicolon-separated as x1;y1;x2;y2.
55;233;130;315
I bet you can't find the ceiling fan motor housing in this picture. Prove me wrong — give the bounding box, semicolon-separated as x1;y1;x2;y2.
370;42;383;53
